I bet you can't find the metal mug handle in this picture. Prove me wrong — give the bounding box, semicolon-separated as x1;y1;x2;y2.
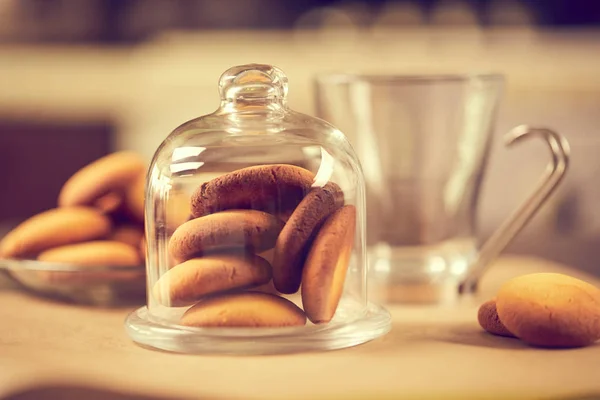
459;125;571;294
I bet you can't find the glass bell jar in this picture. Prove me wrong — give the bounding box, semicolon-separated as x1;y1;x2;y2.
125;63;391;355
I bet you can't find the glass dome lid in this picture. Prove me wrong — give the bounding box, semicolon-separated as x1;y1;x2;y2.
125;63;391;355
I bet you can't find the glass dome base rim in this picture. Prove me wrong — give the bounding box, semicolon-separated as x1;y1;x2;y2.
124;303;391;355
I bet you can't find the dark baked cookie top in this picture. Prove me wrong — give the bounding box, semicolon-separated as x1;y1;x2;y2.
272;182;344;294
190;164;315;219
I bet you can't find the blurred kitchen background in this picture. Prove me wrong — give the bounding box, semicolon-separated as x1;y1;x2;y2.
1;0;599;275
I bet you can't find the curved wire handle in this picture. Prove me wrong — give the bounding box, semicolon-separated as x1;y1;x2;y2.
459;125;570;294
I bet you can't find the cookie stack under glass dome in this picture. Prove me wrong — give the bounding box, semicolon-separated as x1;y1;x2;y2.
125;63;391;355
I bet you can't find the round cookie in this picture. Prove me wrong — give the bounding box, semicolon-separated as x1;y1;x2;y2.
190;164;315;219
0;207;112;259
58;151;146;209
38;240;141;267
301;205;356;324
181;292;307;328
168;210;283;262
496;273;600;348
477;299;515;338
37;241;142;284
153;254;272;307
109;225;145;249
272;182;344;294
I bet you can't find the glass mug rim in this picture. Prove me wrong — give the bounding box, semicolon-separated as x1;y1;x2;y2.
315;72;505;85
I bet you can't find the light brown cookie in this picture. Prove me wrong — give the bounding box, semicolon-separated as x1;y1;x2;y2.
37;241;143;284
109;225;145;249
0;207;112;259
153;254;272;307
58;151;146;209
168;210;283;262
496;273;600;348
477;299;515;338
272;183;344;294
190;164;315;219
181;292;307;328
301;205;356;324
38;240;141;267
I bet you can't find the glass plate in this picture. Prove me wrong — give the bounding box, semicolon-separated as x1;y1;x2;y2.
0;258;146;307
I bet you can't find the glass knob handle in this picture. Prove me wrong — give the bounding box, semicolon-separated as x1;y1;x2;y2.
218;63;289;105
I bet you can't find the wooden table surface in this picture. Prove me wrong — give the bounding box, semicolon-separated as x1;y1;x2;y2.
0;255;599;400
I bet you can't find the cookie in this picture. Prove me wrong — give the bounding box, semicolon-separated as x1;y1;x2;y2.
496;273;600;348
168;210;283;262
153;254;272;307
180;292;307;328
190;164;315;218
477;299;515;338
301;205;356;324
272;183;344;294
0;207;112;259
38;240;141;267
37;241;143;284
109;225;145;249
58;151;146;209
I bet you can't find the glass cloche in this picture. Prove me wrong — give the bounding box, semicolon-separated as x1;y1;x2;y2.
125;63;391;354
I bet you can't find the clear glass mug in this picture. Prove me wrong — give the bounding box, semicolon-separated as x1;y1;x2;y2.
314;74;570;304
